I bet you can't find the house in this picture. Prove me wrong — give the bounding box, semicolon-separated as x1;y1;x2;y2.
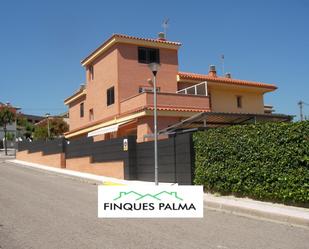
35;112;69;127
64;33;279;142
20;113;44;124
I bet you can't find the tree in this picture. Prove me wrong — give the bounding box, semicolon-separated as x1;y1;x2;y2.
0;106;16;155
33;126;48;140
49;118;69;136
33;117;68;140
17;116;34;139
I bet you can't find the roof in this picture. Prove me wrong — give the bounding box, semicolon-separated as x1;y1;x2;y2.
144;106;208;113
0;102;20;111
111;34;181;46
64;86;86;105
160;112;294;134
81;34;182;66
64;105;207;137
20;113;44;120
178;72;277;90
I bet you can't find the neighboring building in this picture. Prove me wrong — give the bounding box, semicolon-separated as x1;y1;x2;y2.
58;111;69;126
64;33;279;142
20;113;44;124
35;112;69;126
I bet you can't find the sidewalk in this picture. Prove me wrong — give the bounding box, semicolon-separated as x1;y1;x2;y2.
204;193;309;229
6;159;309;228
0;148;16;158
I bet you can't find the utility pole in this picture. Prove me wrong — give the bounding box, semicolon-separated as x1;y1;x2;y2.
221;54;225;75
298;101;304;121
298;100;309;121
45;113;50;139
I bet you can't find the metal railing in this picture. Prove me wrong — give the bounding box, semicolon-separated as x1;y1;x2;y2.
176;81;208;96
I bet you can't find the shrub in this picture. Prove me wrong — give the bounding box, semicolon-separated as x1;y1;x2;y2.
193;121;309;206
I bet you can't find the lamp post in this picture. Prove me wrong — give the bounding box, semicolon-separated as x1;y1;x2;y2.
148;62;160;186
45;113;50;139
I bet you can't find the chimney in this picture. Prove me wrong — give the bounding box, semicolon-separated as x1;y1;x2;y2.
225;72;232;78
208;65;217;77
158;32;166;41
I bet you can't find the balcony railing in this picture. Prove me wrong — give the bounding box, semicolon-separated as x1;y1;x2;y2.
120;91;210;114
176;81;208;96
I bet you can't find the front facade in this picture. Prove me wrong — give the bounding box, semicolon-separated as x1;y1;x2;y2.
64;34;277;142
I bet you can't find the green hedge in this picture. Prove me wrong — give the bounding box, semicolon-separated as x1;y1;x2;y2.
193;121;309;206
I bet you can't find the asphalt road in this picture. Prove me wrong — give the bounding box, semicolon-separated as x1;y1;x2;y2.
1;159;308;249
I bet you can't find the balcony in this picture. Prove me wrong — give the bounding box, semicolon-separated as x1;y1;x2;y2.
176;81;208;96
120;90;210;115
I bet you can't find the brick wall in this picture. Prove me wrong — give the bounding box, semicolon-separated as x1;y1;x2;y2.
66;157;124;179
16;150;65;168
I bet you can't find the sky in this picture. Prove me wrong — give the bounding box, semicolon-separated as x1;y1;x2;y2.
0;0;308;120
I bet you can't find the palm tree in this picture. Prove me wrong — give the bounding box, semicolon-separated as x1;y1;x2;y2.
0;106;16;155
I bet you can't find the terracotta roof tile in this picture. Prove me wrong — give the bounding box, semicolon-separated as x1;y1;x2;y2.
178;72;277;90
113;34;181;46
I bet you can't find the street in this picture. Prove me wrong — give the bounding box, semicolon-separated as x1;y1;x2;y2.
0;159;308;249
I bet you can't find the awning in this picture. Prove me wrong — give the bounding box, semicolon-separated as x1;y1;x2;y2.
87;120;131;137
159;112;294;134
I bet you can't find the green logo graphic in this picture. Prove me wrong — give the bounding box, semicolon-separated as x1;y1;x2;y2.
113;191;183;201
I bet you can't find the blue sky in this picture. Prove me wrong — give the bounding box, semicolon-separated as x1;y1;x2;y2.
0;0;308;119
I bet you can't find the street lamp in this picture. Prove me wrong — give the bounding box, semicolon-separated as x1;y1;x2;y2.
45;113;50;139
148;62;160;186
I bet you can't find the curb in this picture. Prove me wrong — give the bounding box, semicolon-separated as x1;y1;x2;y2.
204;194;309;229
6;159;176;187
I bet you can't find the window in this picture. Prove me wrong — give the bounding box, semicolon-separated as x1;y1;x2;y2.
237;96;242;108
107;87;115;106
89;109;94;121
89;65;94;80
80;103;84;117
138;47;160;64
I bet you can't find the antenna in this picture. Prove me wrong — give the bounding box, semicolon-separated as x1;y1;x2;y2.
162;18;169;39
221;54;225;75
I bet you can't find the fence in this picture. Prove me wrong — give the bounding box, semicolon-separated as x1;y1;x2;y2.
17;133;194;185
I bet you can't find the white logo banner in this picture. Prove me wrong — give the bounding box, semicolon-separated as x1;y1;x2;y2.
98;185;204;218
